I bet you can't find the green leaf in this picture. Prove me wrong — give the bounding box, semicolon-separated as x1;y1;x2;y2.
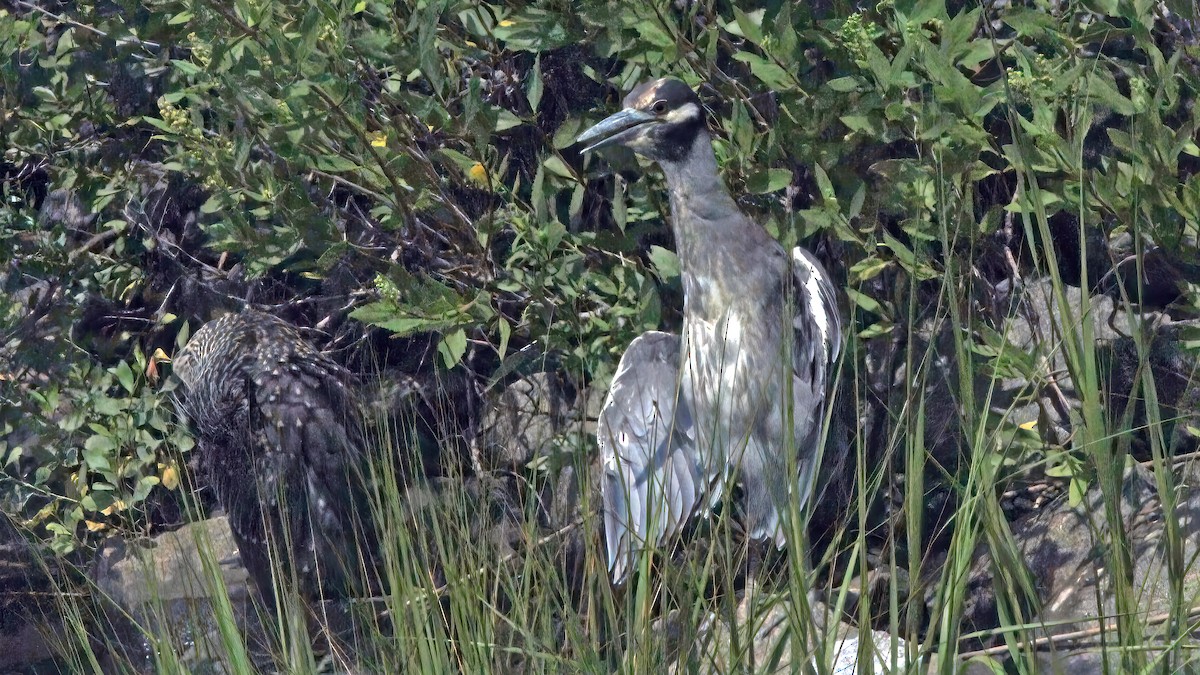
351;271;472;338
1000;8;1061;39
846;289;882;314
1068;477;1087;507
730;8;767;46
492;8;576;51
826;77;862;93
848;184;866;219
850;256;891;282
1084;71;1136;116
731;51;792;91
170;59;203;76
633;21;674;49
881;231;937;279
5;444;25;467
648;245;680;283
438;328;468;369
142;116;177;134
315;154;361;172
813;164;836;204
857;321;894;339
83;435;116;472
114;361;135;395
612;178;627;232
543;155;574;180
439;147;478;174
746;168;792;194
497;317;511;361
93;396;127;416
527;54;543;111
495;109;524;132
553;118;587;149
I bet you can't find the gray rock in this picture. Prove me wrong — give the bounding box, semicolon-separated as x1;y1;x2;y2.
38;189;95;231
959;462;1200;670
480;372;578;470
92;517;249;610
480;372;609;538
991;280;1122;439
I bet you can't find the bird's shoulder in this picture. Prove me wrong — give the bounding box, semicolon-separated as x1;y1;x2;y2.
601;331;681;421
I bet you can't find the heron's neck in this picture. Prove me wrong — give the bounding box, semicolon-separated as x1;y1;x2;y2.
658;131;756;322
658;131;740;230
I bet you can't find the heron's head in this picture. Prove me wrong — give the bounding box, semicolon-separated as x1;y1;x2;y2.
576;78;707;164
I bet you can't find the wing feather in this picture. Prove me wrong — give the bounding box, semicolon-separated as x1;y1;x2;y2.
791;246;843;383
787;246;843;518
598;331;709;584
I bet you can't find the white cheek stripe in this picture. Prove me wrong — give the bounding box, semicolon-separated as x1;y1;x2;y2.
664;102;701;124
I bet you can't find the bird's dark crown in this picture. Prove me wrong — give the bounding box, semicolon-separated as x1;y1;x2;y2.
622;78;703;117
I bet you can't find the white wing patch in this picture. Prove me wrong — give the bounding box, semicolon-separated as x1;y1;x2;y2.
792;246;842;367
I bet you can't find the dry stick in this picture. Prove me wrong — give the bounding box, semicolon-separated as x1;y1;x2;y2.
66;228;121;263
307;169;393;206
1140;449;1200;471
959;605;1200;660
365;516;584;615
1043;374;1076;426
1001;212;1023;289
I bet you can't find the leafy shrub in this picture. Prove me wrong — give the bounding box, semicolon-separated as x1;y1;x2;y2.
2;0;1199;668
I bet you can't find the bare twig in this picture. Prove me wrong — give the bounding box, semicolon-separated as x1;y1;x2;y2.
959;605;1200;660
66;227;121;263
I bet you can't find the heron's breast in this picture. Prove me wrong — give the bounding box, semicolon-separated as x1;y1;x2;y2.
681;311;786;425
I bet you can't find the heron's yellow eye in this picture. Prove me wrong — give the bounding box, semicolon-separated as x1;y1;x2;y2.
652;100;667;114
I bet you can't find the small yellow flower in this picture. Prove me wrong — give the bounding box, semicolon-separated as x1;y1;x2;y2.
498;19;515;27
369;131;387;147
468;162;489;185
161;464;180;490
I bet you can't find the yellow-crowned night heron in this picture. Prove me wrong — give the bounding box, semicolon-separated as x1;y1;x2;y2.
171;310;378;602
578;78;843;583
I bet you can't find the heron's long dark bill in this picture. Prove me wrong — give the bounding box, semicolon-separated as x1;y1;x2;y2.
576;108;657;154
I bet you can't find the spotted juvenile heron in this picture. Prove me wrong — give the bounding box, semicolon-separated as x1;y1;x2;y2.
578;78;843;583
171;310;379;602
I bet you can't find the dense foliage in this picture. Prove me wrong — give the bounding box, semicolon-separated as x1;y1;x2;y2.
1;0;1199;667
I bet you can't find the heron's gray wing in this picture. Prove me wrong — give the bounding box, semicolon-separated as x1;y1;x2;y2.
791;246;842;387
598;331;707;584
784;247;843;522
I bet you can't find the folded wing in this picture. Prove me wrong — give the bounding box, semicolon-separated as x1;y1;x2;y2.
598;331;711;584
787;246;844;515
